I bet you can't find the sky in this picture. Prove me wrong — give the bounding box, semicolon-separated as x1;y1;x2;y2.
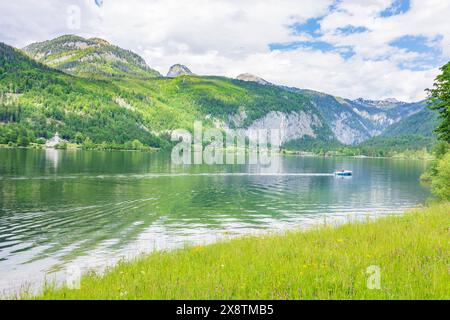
0;0;449;102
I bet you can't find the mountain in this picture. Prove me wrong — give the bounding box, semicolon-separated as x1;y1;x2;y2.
0;36;438;151
236;73;271;85
1;41;43;72
282;86;430;145
381;107;439;137
349;97;426;134
23;35;161;79
167;64;194;77
352;97;405;110
351;103;438;154
0;42;166;147
0;41;334;148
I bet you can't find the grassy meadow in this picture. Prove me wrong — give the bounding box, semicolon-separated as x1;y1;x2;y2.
32;202;449;300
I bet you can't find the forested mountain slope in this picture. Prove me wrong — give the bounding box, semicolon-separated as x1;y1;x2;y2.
1;41;334;148
0;35;439;150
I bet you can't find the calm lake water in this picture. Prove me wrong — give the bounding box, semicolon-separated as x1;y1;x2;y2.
0;148;430;295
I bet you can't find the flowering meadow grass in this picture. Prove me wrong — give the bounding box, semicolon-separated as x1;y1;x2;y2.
33;203;449;300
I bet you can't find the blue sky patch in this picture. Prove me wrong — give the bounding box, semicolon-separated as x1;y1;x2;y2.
291;17;322;38
328;0;343;12
390;35;439;54
390;35;444;70
336;46;356;59
380;0;410;17
269;41;355;59
270;41;333;52
336;25;368;35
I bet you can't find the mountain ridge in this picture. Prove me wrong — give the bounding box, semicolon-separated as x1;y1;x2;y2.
167;64;194;77
23;35;161;79
1;36;439;150
236;73;271;86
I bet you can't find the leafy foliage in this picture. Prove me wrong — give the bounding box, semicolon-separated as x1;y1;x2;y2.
284;134;434;158
427;61;450;142
431;152;450;200
283;135;340;153
0;42;168;148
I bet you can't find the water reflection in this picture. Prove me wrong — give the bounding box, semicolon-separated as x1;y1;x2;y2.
44;149;60;170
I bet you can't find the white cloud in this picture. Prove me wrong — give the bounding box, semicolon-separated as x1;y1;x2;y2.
319;0;450;61
0;0;448;101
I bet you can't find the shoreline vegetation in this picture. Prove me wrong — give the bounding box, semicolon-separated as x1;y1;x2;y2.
281;149;434;160
28;202;449;300
0;142;160;152
0;144;434;160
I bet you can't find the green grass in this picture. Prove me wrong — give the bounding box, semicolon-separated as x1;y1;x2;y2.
33;203;449;300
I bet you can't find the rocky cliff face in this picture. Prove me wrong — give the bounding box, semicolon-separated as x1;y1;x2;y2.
245;111;322;144
330;112;371;145
167;64;194;77
220;111;323;144
282;87;427;145
203;78;430;147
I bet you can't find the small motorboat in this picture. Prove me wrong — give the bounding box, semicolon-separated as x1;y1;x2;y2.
334;170;353;177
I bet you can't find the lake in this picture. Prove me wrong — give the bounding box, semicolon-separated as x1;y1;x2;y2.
0;148;430;295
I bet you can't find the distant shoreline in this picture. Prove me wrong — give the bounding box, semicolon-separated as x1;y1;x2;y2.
0;145;434;160
0;144;160;153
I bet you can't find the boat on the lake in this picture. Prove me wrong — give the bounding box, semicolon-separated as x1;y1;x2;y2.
334;170;353;176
